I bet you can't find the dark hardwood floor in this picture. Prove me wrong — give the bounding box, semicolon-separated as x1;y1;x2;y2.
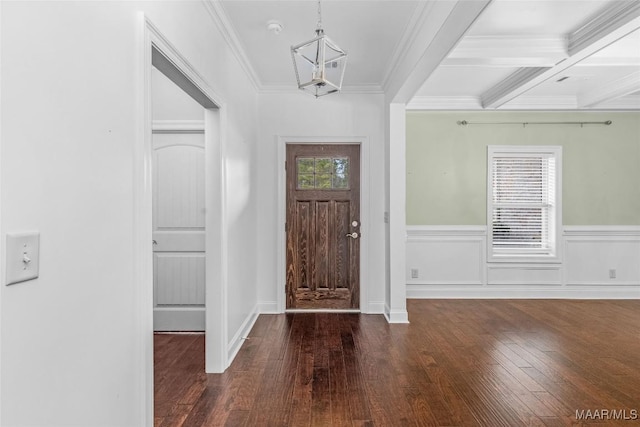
154;300;640;426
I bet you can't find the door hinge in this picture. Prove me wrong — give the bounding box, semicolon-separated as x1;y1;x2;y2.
285;160;287;171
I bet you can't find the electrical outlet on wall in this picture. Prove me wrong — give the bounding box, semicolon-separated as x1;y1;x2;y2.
609;269;617;279
411;268;419;279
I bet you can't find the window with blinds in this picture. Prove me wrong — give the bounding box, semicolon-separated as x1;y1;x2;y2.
487;146;562;261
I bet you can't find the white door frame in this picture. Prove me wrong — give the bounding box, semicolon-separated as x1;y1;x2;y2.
277;136;371;313
136;14;229;425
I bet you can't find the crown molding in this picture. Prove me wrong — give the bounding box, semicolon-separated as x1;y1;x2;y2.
595;95;640;110
501;96;578;110
579;71;640;108
381;1;434;94
340;84;385;95
569;0;640;56
259;84;384;96
202;0;261;92
406;96;480;110
407;94;640;111
407;95;588;110
444;35;567;67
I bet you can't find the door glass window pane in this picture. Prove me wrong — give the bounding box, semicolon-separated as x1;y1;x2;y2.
296;156;350;190
298;174;315;189
333;158;349;189
315;158;332;174
315;174;332;189
297;158;315;174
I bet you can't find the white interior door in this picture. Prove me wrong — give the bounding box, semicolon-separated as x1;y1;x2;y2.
152;131;205;331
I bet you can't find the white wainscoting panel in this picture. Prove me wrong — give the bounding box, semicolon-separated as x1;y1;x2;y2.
407;225;640;298
406;226;486;286
564;226;640;286
487;264;562;286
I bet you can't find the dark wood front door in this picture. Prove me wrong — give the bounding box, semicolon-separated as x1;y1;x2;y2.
286;144;360;309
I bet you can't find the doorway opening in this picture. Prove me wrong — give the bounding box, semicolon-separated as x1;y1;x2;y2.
138;16;229;424
151;64;206;332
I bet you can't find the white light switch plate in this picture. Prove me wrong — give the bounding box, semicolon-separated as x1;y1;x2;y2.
6;232;40;286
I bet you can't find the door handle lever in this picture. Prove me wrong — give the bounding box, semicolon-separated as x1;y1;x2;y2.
345;232;359;239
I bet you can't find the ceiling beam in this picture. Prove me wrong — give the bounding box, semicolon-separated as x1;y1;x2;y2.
569;1;640;56
578;71;640;108
385;0;493;104
481;67;550;107
480;1;640;109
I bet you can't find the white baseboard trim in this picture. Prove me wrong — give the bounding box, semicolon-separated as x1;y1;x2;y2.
257;301;279;314
407;285;640;299
226;304;259;367
384;304;409;323
153;307;205;331
367;302;386;314
286;309;361;313
257;301;386;314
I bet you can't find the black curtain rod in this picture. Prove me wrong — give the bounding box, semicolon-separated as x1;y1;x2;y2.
457;120;612;127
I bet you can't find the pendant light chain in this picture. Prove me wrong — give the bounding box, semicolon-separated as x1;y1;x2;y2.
316;0;323;31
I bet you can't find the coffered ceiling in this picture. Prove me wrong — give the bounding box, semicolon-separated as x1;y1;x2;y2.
210;0;640;110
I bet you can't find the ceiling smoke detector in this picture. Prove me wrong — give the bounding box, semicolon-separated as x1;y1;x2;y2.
267;20;283;35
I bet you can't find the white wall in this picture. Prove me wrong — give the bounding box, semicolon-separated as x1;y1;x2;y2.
0;1;258;425
256;92;387;313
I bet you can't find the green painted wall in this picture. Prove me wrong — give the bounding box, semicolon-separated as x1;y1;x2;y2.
406;111;640;226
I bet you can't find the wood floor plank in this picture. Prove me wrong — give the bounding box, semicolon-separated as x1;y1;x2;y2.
154;300;640;426
289;315;314;427
327;316;351;427
338;316;372;424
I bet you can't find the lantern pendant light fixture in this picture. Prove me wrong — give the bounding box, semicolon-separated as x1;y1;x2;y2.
291;0;347;98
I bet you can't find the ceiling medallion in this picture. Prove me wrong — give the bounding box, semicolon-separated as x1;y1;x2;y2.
290;0;347;98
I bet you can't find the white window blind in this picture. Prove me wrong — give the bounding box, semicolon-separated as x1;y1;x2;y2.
488;146;561;261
